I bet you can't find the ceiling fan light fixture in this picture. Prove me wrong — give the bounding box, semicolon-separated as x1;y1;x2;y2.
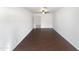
40;7;48;14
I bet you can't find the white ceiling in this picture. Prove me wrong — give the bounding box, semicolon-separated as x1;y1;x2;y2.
27;7;62;13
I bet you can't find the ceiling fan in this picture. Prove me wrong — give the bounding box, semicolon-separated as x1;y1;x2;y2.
39;7;50;14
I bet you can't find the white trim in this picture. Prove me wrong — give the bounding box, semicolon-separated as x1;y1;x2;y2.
11;28;33;51
54;28;79;51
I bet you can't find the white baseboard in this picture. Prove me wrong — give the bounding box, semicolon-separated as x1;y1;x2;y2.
11;28;33;51
53;28;79;51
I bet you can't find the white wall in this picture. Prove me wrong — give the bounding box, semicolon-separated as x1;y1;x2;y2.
41;13;53;28
34;13;53;28
0;7;33;51
53;7;79;50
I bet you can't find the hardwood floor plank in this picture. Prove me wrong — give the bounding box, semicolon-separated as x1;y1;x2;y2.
14;28;77;51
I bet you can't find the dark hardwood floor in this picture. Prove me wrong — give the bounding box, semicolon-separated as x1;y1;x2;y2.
14;28;77;51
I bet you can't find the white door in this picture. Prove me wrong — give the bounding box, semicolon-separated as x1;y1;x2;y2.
41;13;53;28
34;15;41;28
